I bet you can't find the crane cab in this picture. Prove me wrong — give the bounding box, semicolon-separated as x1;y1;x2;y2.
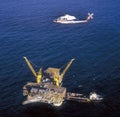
44;67;60;79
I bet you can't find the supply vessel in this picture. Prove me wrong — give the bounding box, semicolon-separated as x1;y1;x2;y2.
23;57;103;106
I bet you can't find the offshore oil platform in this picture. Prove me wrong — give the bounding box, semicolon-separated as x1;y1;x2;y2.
23;57;103;106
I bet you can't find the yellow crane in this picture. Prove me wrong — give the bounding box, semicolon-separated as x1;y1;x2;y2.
23;57;42;84
24;56;75;86
60;58;75;79
54;71;59;86
53;58;75;86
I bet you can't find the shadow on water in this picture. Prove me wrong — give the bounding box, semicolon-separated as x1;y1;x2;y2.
23;105;60;117
0;103;60;117
60;100;120;117
0;98;120;117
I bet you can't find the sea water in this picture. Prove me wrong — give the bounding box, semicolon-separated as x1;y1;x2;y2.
0;0;120;117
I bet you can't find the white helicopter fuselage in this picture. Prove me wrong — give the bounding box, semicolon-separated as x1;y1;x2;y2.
54;13;94;24
53;20;88;24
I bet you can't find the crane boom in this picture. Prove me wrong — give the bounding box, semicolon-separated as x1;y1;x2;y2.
23;57;37;78
60;58;75;79
54;72;59;86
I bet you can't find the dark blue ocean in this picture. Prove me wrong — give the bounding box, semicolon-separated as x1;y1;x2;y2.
0;0;120;117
